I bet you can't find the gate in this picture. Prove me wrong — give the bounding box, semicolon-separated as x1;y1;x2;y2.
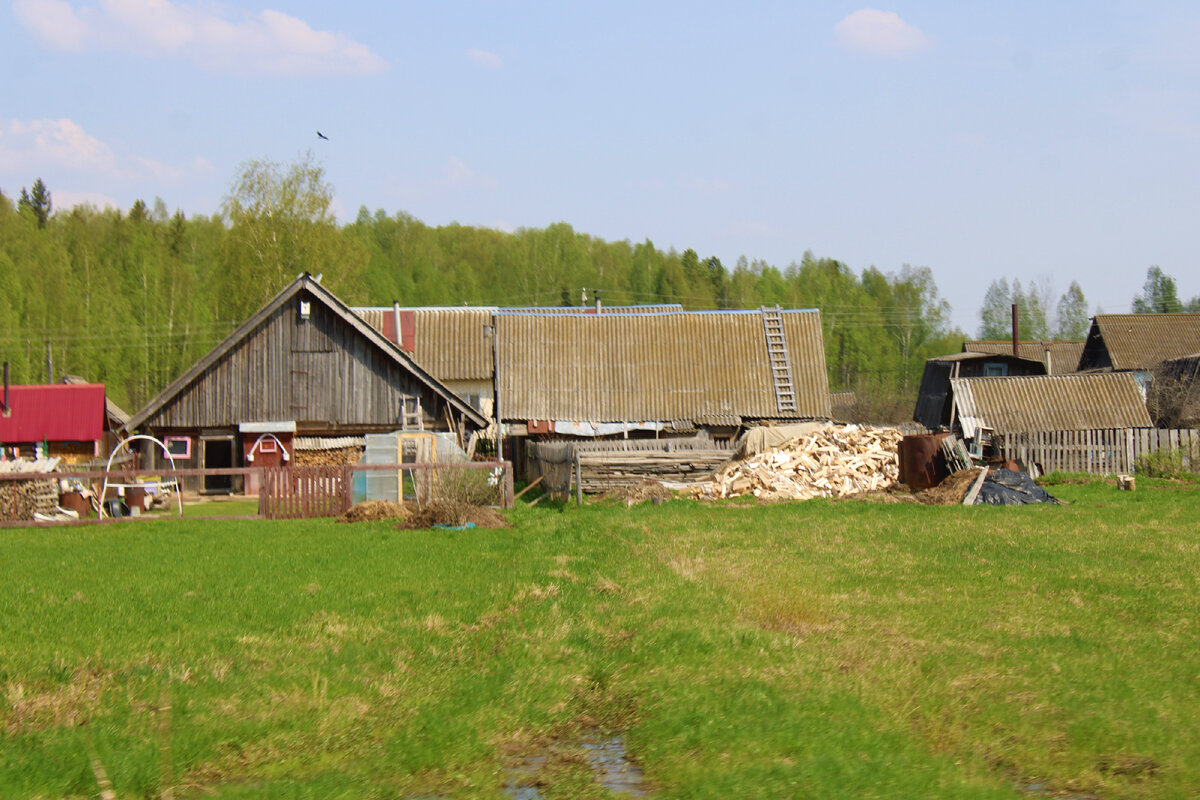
258;465;351;520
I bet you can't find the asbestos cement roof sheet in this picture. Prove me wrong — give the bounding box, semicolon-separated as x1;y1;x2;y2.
950;372;1152;438
494;310;831;423
1081;314;1200;372
962;340;1085;374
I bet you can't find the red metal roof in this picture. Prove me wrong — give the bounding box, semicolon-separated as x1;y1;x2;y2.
0;384;106;443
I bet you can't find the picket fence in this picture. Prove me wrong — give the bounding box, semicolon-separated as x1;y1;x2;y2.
994;428;1200;476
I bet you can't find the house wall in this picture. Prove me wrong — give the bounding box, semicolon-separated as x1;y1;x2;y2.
139;296;450;432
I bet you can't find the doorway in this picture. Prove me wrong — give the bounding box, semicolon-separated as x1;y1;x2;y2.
202;436;238;494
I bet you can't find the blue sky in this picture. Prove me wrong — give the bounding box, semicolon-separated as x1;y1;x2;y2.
3;1;1198;332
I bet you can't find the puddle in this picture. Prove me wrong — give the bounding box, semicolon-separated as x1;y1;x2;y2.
582;737;647;796
1017;781;1099;800
505;735;647;798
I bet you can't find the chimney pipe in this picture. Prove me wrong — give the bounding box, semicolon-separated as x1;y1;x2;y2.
1011;303;1019;357
392;301;402;347
2;362;8;414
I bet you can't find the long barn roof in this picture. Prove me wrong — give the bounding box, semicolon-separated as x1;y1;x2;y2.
494;309;831;424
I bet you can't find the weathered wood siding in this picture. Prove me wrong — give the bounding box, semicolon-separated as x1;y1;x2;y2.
142;296;442;429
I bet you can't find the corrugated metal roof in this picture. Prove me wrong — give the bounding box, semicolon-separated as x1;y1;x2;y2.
962;340;1085;374
61;374;130;426
495;310;830;423
0;384;106;443
1080;314;1200;372
950;373;1151;438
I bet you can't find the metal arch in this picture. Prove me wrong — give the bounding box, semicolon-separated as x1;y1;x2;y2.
100;434;184;518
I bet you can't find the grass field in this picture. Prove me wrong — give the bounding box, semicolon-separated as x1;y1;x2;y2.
2;477;1198;799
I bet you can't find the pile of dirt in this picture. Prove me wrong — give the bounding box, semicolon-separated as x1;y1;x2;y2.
602;480;675;506
399;501;510;530
912;468;982;505
337;500;407;523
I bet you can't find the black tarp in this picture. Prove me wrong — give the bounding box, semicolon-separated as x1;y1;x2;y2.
974;468;1061;505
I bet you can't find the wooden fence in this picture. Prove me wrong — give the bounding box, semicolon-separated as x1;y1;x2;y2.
0;461;514;524
995;428;1200;475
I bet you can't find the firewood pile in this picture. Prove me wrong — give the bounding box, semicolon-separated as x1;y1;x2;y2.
689;425;903;501
293;446;364;467
0;458;63;521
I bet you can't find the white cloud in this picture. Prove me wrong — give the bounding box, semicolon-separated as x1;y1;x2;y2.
0;116;208;182
12;0;88;49
12;0;389;76
0;117;117;173
835;9;931;57
686;176;732;193
467;48;502;69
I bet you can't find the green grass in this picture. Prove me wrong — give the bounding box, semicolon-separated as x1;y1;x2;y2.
2;478;1198;798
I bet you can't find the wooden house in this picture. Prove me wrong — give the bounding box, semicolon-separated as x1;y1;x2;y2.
125;275;488;493
961;340;1084;375
1078;313;1200;383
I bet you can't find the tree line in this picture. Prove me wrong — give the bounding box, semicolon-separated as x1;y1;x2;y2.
5;156;1191;417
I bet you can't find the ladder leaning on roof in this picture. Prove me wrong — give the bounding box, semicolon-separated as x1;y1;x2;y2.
761;306;797;414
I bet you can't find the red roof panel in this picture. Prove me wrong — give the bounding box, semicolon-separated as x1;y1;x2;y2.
0;384;106;443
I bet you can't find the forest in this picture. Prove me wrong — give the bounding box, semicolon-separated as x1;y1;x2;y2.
2;157;1190;417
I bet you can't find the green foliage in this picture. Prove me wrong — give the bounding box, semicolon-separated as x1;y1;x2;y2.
1133;265;1183;313
1134;448;1189;478
1055;280;1090;338
17;178;51;229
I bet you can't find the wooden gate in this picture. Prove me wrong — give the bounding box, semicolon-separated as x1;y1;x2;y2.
258;465;351;520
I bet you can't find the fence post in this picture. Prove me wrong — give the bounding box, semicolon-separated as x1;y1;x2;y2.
503;460;514;508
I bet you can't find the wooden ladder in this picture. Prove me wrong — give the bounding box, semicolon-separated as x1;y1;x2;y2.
761;306;797;413
401;396;423;431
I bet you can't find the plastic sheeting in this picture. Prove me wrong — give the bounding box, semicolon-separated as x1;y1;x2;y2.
974;468;1061;505
737;422;830;457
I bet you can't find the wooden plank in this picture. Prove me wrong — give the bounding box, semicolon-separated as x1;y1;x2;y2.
963;466;989;506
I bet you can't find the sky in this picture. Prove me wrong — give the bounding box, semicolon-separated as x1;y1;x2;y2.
3;0;1199;333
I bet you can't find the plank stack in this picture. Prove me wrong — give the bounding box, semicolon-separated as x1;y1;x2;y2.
690;425;903;501
578;450;732;493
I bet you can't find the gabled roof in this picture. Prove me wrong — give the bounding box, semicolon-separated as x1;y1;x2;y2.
61;375;130;428
494;308;831;424
1079;314;1200;372
126;275;487;432
950;373;1152;438
962;340;1084;375
0;383;106;443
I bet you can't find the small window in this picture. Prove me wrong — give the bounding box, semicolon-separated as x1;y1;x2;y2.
165;436;192;459
984;363;1008;377
258;438;278;454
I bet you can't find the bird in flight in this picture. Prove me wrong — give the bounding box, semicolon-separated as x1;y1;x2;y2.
316;131;329;140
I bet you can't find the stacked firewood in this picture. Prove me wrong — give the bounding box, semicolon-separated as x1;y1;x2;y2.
0;477;60;520
690;425;903;501
577;450;731;492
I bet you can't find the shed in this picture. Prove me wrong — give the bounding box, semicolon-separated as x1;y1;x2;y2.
949;372;1152;444
913;352;1047;431
125;275;487;492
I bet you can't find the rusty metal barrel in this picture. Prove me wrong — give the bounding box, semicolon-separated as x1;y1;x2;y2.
898;432;949;489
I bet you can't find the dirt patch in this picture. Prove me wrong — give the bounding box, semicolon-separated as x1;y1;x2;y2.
336;500;407;523
399;502;510;529
601;481;675;506
913;468;982;506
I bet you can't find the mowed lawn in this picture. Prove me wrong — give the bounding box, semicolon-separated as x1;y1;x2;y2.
2;479;1198;799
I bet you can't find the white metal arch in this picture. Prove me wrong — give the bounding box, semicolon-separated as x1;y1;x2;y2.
101;434;184;518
